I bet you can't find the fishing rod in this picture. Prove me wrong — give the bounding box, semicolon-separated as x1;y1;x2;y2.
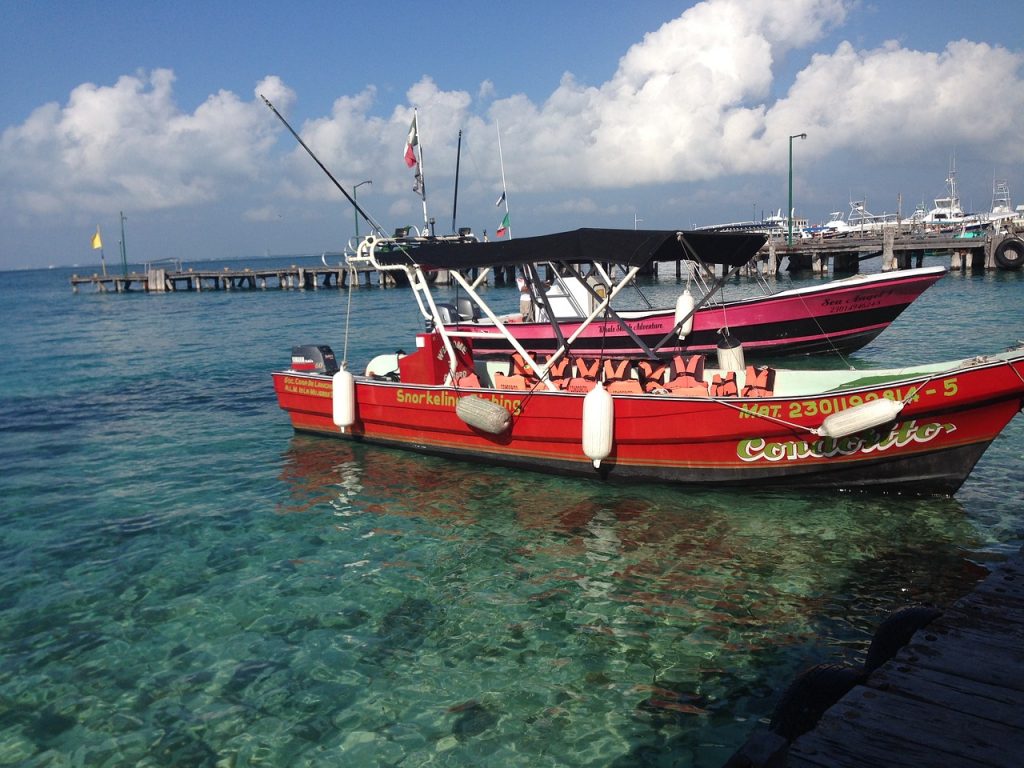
260;94;388;240
451;129;462;234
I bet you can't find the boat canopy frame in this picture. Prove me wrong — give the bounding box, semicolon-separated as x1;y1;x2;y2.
348;228;766;391
365;228;766;271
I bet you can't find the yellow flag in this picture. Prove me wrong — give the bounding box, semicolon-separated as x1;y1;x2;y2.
92;228;102;250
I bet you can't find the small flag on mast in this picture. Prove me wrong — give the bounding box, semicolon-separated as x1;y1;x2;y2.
92;227;102;250
495;191;506;206
496;212;510;238
403;115;418;168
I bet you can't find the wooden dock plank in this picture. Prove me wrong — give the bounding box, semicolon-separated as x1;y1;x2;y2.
788;685;1016;767
895;624;1024;688
869;662;1024;729
786;553;1024;767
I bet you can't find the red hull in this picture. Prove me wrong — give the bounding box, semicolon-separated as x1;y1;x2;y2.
451;267;945;358
274;348;1024;494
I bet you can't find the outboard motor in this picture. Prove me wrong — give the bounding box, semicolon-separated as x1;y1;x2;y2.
290;345;340;374
456;297;480;321
433;303;459;328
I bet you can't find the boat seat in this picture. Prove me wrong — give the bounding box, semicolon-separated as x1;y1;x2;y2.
741;365;775;398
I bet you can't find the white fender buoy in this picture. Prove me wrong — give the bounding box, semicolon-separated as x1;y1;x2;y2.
332;368;355;429
456;395;511;435
582;381;614;468
816;398;904;439
675;288;695;338
716;329;745;373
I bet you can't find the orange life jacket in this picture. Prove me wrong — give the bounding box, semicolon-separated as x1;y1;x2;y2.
637;359;667;386
607;379;643;394
565;377;597;393
667;354;704;389
602;358;631;383
741;365;774;398
452;370;481;388
511;352;537;379
710;371;738;397
545;355;571;379
494;373;532;390
541;355;572;388
574;358;601;380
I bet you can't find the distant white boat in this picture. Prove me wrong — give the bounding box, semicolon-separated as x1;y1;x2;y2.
912;172;1020;233
697;209;808;238
915;163;968;229
806;201;899;237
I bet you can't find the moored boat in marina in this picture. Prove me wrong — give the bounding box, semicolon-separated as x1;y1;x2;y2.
439;250;945;359
273;228;1024;495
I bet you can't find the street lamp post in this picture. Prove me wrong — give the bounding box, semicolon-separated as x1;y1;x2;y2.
788;133;807;246
353;180;372;239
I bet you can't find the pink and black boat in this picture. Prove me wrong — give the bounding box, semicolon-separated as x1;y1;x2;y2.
430;230;944;359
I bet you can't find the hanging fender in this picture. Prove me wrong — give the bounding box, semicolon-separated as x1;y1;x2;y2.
582;382;613;468
675;288;695;338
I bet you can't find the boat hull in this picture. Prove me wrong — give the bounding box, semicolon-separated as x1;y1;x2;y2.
452;267;945;358
273;350;1024;494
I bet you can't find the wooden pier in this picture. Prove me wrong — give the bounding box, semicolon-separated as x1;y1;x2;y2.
758;230;1023;276
70;263;370;293
728;548;1024;767
70;232;1024;294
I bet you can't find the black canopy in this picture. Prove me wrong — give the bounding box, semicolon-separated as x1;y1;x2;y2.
373;228;766;270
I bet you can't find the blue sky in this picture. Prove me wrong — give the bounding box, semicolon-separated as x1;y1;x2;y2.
2;0;1024;269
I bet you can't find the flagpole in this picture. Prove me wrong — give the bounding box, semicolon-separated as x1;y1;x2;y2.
414;110;430;235
93;226;107;276
119;211;128;277
496;120;511;239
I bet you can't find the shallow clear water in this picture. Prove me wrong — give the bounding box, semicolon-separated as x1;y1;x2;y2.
1;258;1022;766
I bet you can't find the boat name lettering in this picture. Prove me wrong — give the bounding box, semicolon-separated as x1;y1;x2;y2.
396;389;522;414
625;320;665;333
282;376;332;399
820;288;894;314
736;419;955;463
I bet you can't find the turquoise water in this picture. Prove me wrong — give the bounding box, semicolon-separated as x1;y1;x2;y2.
1;259;1022;766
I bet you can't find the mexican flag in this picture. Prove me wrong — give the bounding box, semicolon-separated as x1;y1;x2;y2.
496;212;510;238
404;116;418;168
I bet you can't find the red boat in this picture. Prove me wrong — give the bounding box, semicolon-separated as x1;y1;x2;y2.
275;229;1024;494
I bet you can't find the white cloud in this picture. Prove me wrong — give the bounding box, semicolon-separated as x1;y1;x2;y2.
0;68;281;216
772;39;1024;162
3;0;1024;265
